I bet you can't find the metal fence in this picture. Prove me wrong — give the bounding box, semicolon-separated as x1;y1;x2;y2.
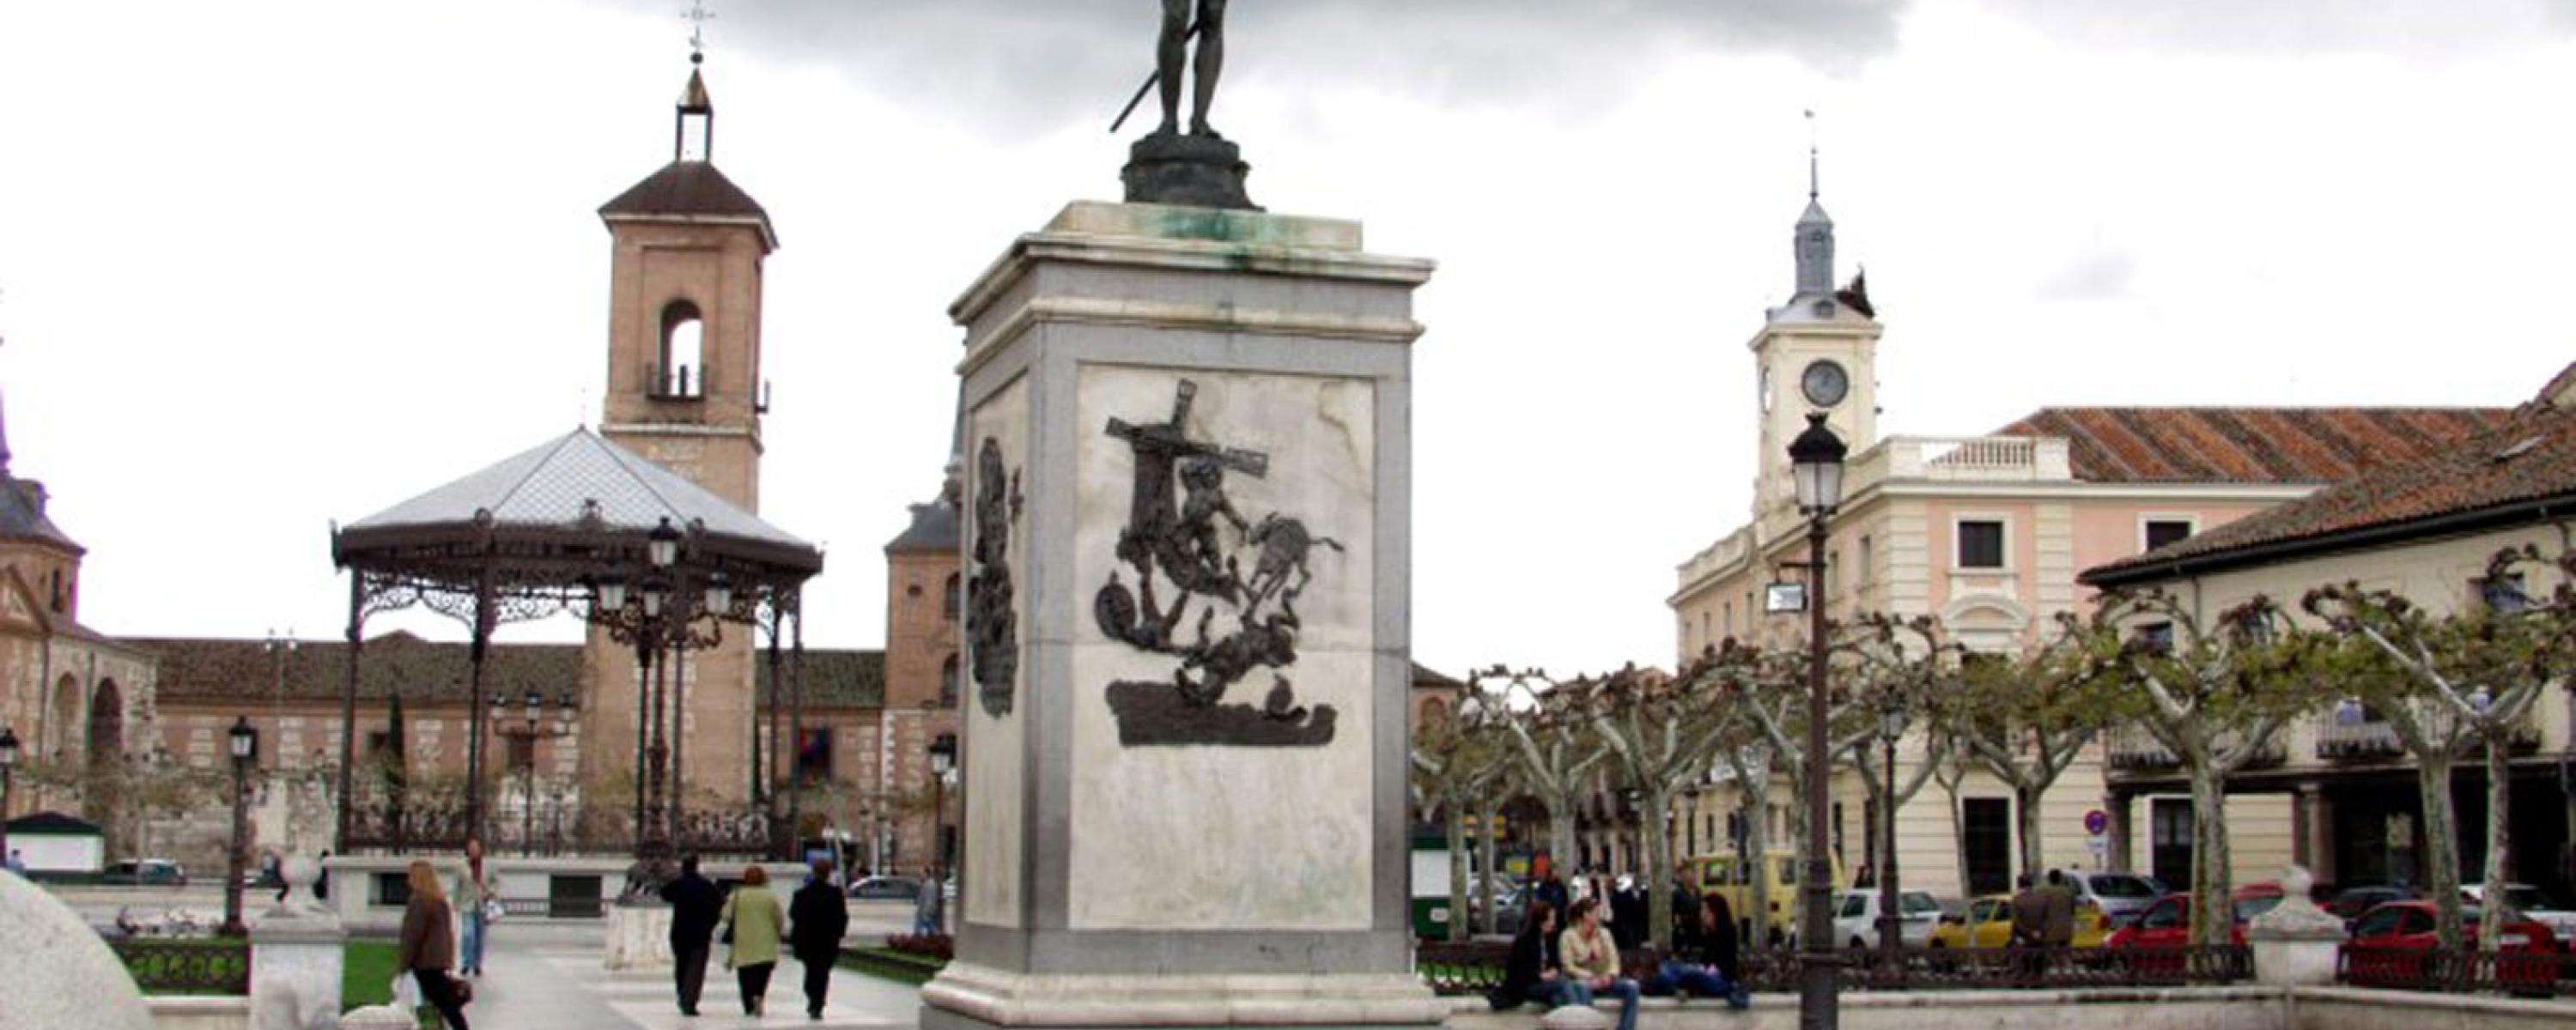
106;937;252;997
1417;942;2253;997
2339;944;2576;997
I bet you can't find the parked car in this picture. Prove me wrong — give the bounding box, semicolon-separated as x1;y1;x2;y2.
2461;883;2576;942
1467;884;1528;934
848;876;924;900
2344;901;2561;991
2057;870;2166;924
103;860;188;887
2322;884;2416;921
1832;889;1944;950
1928;893;2110;949
2105;883;2285;949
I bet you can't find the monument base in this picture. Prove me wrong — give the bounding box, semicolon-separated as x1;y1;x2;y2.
921;962;1446;1030
1123;133;1261;211
605;902;674;972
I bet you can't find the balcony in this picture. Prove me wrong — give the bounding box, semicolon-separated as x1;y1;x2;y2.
2314;712;2543;762
1846;435;2075;489
2106;726;2286;773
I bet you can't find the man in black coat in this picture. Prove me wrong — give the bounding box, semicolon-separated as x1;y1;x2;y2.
790;859;851;1020
659;854;725;1016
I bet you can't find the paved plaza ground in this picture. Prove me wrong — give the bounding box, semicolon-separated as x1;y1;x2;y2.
430;920;924;1029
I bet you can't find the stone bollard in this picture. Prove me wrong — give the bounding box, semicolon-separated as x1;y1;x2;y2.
2248;865;2346;988
336;1005;416;1030
253;856;349;1030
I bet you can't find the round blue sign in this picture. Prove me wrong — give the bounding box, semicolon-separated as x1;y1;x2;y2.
2084;809;2109;836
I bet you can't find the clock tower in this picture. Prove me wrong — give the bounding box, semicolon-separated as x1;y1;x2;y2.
1750;168;1880;521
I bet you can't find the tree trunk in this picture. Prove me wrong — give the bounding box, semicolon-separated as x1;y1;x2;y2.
1446;800;1471;942
1477;796;1504;936
1945;776;1974;903
1783;766;1811;948
1643;785;1674;951
2185;765;2235;948
2479;736;2512;956
2015;782;2047;882
2415;753;2465;951
1743;772;1773;951
1548;788;1581;892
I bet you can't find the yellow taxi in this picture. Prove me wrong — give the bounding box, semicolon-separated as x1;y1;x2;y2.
1927;893;2111;949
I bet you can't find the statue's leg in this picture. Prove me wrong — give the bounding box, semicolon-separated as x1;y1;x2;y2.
1157;0;1191;135
1192;0;1226;136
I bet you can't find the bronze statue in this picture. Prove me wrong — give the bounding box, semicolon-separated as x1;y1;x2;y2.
1156;0;1226;137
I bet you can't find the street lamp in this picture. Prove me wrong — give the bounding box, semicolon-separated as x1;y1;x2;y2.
495;689;575;856
1;724;20;869
222;716;258;937
1874;693;1910;972
928;732;957;932
1789;412;1847;1030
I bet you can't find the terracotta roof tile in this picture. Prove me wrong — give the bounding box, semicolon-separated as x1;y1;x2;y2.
143;633;880;709
1992;407;2510;484
598;161;776;248
2085;370;2576;583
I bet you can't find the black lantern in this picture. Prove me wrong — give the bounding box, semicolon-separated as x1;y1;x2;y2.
928;733;957;777
704;571;733;615
228;716;258;764
647;517;683;568
1789;413;1849;515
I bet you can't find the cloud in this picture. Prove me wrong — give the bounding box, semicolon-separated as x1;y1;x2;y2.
595;0;1911;133
1982;0;2576;57
2042;246;2136;300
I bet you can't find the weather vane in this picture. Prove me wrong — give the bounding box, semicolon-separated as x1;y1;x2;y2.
683;0;715;63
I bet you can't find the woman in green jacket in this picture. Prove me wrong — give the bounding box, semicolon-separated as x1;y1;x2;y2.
720;865;787;1016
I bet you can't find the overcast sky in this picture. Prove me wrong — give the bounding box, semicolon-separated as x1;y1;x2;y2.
3;1;2571;676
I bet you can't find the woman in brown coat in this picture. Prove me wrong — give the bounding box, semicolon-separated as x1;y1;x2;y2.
398;860;471;1029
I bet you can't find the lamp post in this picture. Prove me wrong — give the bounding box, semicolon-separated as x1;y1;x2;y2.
1874;693;1909;972
222;717;258;937
928;732;957;933
495;689;576;856
1;724;20;868
1789;412;1847;1030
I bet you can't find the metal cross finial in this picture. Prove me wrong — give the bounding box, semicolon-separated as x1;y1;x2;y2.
683;0;715;62
1804;108;1820;199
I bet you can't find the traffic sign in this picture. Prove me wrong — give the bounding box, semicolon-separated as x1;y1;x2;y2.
2083;809;2109;836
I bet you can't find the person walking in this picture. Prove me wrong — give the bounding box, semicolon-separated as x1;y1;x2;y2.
912;868;946;936
790;859;851;1020
456;839;491;978
659;854;725;1016
1558;898;1642;1030
396;860;470;1030
720;865;786;1017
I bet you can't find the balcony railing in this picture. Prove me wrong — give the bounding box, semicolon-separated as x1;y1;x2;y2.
2316;713;2543;762
2106;726;2285;772
1847;435;2076;489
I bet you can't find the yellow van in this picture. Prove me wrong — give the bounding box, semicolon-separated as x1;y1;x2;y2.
1686;851;1846;946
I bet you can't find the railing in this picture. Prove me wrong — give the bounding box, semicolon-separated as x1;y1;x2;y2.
2316;719;2404;760
1849;436;2075;488
1413;942;2252;997
343;803;782;860
2340;944;2576;997
106;936;252;997
2105;727;2283;772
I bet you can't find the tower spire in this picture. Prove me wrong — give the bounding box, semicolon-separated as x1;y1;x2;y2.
676;2;716;161
1794;110;1835;298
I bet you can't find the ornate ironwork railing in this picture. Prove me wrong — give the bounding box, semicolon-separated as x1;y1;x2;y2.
107;937;252;997
2316;719;2404;760
2339;944;2576;997
342;801;782;859
1413;942;2253;997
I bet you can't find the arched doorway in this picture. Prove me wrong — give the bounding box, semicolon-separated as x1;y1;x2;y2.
87;680;125;851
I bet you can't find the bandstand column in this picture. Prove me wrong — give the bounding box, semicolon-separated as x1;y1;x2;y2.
336;574;365;852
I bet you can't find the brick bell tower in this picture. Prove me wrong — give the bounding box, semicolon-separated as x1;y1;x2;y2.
581;52;781;809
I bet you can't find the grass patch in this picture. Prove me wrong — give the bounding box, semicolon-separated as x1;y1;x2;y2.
343;940;401;1012
120;938;251;997
839;947;946;986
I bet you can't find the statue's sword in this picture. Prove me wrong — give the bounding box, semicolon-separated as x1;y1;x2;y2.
1109;15;1206;134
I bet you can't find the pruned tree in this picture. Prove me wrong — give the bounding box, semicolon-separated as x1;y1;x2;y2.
1843;615;1961;899
2077;591;2323;948
1410;688;1514;942
1481;667;1610;894
1586;660;1736;949
1935;615;2110;881
2305;545;2576;953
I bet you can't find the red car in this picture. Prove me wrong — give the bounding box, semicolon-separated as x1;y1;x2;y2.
2343;901;2560;989
2106;883;2285;950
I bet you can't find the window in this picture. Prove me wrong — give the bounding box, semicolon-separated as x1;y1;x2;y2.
793;728;834;783
943;573;962;621
657;300;705;399
1722;602;1733;637
2481;574;2530;615
2138;621;2175;652
366;731;393;757
1839;894;1868;918
2143;519;2194;553
1957;520;2005;569
48;570;64;614
506;735;535;772
939;654;960;708
1963;797;2012;895
1856;536;1873;585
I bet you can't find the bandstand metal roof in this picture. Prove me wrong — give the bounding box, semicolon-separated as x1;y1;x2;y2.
334;427;821;584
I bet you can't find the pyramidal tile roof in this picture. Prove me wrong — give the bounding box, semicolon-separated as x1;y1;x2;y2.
347;427;808;549
599;161;776;249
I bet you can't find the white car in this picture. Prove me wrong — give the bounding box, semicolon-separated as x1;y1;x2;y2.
2461;883;2576;940
1832;889;1943;950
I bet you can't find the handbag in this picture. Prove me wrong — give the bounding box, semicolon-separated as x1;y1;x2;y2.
391;974;421;1010
450;973;474;1007
482;900;506;924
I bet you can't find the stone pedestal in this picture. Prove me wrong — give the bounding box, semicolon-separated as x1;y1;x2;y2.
2248;865;2345;988
0;869;154;1030
922;201;1438;1030
252;857;349;1030
605;902;674;972
1123;134;1259;211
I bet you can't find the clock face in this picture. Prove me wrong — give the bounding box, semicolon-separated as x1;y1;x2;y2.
1801;360;1850;407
